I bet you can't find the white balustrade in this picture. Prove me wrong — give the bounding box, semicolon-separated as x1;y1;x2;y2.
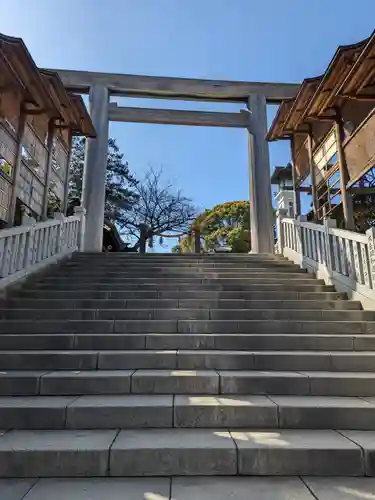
0;209;85;289
278;215;375;309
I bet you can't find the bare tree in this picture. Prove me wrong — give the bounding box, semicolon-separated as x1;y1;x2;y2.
120;167;197;245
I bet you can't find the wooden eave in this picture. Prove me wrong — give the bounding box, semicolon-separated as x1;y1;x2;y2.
266;99;294;141
282;76;321;132
339;30;375;97
0;33;55;113
68;94;96;137
302;37;369;120
40;69;78;125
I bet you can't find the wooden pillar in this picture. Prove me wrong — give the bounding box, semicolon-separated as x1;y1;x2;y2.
307;127;318;219
334;115;355;230
63;130;73;215
7;110;26;227
290;136;301;217
42;119;56;220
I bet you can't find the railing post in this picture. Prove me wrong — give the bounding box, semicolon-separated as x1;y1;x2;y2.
54;212;65;254
276;209;287;254
139;224;149;254
323;218;337;283
194;229;201;254
366;227;375;289
74;206;87;252
296;215;307;265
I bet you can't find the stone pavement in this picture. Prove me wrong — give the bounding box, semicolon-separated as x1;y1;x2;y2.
1;477;375;499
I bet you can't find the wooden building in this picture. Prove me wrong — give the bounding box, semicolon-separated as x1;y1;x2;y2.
267;31;375;230
0;33;95;228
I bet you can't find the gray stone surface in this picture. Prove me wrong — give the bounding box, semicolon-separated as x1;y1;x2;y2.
0;371;46;396
24;478;170;500
214;334;354;351
219;370;309;395
67;395;173;429
75;334;145;350
0;320;114;334
177;350;254;370
303;371;375;396
0;479;37;500
252;352;331;371
270;395;375;429
110;429;236;476
40;370;133;395
146;334;215;350
171;477;315;499
232;429;363;475
0;334;75;350
98;350;177;369
0;430;117;477
0;396;76;429
304;477;375;499
339;430;375;476
174;395;277;428
131;369;219;394
0;351;98;371
114;320;176;333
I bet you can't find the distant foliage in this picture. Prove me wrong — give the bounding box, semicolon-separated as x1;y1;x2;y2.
179;201;251;253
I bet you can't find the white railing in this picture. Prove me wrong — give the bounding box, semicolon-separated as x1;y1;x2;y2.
277;210;375;309
0;208;85;289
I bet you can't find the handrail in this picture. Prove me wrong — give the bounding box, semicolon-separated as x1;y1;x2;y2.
277;210;375;309
0;211;85;289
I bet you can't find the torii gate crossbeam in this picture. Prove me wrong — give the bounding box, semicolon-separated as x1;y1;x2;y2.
51;69;300;253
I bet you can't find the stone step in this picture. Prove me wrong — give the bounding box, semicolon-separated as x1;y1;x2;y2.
37;276;319;286
2;349;375;371
17;289;343;300
2;394;375;431
6;298;360;310
3;308;371;321
0;319;372;334
53;270;309;279
0;428;367;477
71;253;286;261
64;261;300;269
1;333;370;351
3;369;375;397
27;283;335;292
4;477;374;500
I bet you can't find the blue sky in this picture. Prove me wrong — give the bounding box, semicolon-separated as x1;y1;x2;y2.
1;0;374;239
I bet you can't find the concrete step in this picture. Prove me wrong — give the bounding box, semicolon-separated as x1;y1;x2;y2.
26;283;334;292
2;394;375;431
1;319;373;334
6;477;374;500
0;428;366;477
3;308;371;322
4;369;375;397
64;261;301;269
3;349;375;371
52;271;310;280
16;289;344;300
6;298;360;310
37;276;319;285
1;333;371;351
70;253;287;261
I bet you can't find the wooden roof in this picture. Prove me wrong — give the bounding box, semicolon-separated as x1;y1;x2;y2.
0;32;95;137
268;31;375;141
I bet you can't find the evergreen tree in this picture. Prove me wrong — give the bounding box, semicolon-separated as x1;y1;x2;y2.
68;137;138;226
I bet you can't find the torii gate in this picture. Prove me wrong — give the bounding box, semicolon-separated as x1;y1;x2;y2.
52;69;299;253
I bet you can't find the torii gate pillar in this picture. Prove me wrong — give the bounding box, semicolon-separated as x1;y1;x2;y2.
81;85;109;252
247;94;274;254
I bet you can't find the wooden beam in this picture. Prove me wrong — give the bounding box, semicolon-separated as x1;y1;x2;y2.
50;69;300;103
108;104;250;128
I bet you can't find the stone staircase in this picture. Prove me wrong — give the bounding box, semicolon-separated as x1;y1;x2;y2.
1;252;375;490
